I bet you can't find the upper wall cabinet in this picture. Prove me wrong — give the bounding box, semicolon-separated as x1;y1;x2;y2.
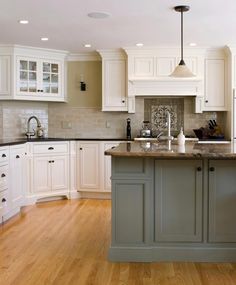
98;50;127;112
0;45;68;102
204;55;226;111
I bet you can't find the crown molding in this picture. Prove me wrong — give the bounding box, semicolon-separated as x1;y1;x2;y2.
68;52;101;61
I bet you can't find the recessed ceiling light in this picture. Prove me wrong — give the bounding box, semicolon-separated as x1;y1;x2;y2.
189;42;197;46
87;12;110;19
84;44;91;48
136;43;144;47
18;20;29;24
41;37;49;41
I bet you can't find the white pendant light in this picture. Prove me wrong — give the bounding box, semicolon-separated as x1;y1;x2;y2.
170;5;195;78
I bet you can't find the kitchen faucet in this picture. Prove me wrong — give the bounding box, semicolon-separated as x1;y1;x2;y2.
158;111;174;141
25;116;42;139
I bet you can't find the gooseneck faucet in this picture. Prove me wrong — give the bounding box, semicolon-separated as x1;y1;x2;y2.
25;116;42;139
158;111;174;141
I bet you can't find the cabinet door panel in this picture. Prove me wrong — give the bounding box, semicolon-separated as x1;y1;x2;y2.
103;142;120;191
51;156;69;191
205;59;225;109
10;146;25;209
78;143;100;190
155;160;203;242
104;59;126;108
134;57;154;77
209;160;236;242
33;157;51;192
156;57;176;76
0;56;10;96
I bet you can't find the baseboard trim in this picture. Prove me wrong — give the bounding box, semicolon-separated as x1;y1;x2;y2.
79;191;111;199
109;246;236;262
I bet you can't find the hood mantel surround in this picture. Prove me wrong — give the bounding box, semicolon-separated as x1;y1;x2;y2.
124;47;223;114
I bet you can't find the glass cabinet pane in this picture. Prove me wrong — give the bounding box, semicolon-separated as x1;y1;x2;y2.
43;62;50;72
29;61;37;71
20;60;28;70
29;72;36;81
20;71;27;80
51;64;58;73
20;82;28;92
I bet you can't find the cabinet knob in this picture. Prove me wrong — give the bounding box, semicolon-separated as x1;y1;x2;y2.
48;147;54;150
209;167;215;172
205;100;208;103
37;89;40;92
16;155;20;159
49;160;51;163
2;198;6;203
80;148;82;150
41;90;43;92
1;173;6;178
52;160;54;163
2;154;6;158
122;100;125;103
197;167;202;171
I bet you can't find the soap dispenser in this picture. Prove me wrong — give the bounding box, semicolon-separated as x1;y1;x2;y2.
177;127;185;145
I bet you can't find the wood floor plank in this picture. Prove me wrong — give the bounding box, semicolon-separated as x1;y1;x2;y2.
1;199;236;285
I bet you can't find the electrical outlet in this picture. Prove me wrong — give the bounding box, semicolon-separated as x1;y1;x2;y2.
61;121;72;129
106;121;110;128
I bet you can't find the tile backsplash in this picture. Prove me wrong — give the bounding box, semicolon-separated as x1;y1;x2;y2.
0;97;227;139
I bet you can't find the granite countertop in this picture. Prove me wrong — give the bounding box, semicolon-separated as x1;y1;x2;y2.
105;141;236;158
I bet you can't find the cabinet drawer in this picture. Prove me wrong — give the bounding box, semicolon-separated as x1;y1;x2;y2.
0;164;9;191
0;189;10;217
33;142;69;154
0;147;9;164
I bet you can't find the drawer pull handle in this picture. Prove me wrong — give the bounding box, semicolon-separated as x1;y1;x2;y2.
1;173;6;178
197;167;202;171
48;147;54;150
2;198;6;203
16;155;20;159
2;154;6;158
209;167;215;172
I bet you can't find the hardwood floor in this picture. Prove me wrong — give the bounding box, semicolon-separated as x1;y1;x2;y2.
1;199;236;285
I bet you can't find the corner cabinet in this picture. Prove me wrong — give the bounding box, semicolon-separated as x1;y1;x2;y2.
0;45;68;102
97;50;128;111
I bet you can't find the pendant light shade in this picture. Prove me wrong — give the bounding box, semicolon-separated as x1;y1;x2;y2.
170;5;195;78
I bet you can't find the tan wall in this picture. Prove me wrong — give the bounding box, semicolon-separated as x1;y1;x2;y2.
66;61;102;107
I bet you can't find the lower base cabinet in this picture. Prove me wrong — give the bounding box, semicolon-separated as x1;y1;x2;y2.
209;160;236;242
155;160;203;242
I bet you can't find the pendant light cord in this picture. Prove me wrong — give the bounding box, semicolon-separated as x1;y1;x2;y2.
181;9;183;61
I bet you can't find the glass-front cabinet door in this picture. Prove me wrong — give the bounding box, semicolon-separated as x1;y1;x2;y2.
16;57;62;99
18;59;38;94
42;61;60;95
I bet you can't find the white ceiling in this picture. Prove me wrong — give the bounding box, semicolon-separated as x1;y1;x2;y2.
1;0;236;53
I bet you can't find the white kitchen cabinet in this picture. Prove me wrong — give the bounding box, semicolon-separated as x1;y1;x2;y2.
98;50;127;111
204;59;226;111
103;142;120;192
0;45;67;102
9;144;25;210
16;57;63;101
0;56;10;98
27;142;70;201
77;142;100;191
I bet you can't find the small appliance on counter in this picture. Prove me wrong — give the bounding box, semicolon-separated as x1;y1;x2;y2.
139;121;153;138
126;118;131;140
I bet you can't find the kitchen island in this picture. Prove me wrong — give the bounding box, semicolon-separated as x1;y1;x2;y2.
105;141;236;262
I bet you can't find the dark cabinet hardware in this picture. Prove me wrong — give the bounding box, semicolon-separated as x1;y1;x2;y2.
49;160;51;163
2;154;6;158
2;198;6;203
205;100;208;103
122;100;125;103
1;173;6;178
16;155;20;159
197;167;202;171
111;147;116;149
48;147;54;150
37;89;40;92
80;148;82;150
209;167;215;172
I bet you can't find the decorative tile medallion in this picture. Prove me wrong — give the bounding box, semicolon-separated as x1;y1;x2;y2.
144;98;184;136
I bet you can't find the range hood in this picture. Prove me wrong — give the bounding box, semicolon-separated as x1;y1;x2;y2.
127;77;204;114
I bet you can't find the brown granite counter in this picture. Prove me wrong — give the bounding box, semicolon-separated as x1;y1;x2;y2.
105;141;236;158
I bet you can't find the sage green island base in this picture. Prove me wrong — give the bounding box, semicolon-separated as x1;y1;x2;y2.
107;142;236;262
